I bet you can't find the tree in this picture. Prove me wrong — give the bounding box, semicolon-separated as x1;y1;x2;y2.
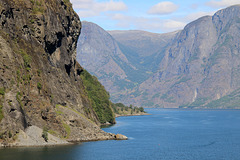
130;104;133;109
139;107;145;112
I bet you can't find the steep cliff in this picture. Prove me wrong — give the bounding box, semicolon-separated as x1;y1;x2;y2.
0;0;116;147
135;5;240;108
77;21;134;97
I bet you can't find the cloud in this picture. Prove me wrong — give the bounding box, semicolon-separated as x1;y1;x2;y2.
190;4;199;10
148;1;179;15
162;20;186;30
70;0;128;17
109;13;186;33
184;11;215;22
206;0;240;8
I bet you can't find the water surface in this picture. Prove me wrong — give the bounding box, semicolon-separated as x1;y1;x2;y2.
1;109;240;160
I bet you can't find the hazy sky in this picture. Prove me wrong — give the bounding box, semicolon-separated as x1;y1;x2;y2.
70;0;240;33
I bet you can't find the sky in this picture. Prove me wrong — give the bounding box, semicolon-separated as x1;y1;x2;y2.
70;0;240;33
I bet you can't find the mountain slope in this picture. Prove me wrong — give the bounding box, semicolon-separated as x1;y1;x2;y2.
135;5;240;108
77;22;178;102
108;30;179;57
77;21;134;95
0;0;117;147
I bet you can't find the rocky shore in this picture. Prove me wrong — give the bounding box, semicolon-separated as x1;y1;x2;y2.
0;125;127;148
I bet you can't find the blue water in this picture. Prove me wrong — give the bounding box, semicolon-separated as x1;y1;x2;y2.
1;109;240;160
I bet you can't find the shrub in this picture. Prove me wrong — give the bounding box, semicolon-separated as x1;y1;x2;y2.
0;88;4;96
139;107;145;112
42;127;48;142
19;49;31;71
37;70;41;76
37;82;42;90
0;105;3;122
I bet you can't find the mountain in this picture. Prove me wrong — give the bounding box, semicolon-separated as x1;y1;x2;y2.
130;5;240;108
77;5;240;109
0;0;119;147
77;22;178;102
108;30;179;57
77;21;133;95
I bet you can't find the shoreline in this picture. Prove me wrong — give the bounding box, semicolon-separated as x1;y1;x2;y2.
0;113;151;148
145;107;240;110
115;112;150;118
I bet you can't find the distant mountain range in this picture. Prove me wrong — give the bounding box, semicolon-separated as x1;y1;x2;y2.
77;5;240;109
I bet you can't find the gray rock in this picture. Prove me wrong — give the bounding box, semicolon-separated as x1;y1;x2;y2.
115;134;128;140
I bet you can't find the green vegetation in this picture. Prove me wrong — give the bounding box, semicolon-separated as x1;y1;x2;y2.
130;89;141;97
160;93;176;103
37;70;41;77
182;89;240;109
205;89;240;108
55;104;95;125
0;88;5;96
8;131;12;139
16;92;23;108
56;110;63;115
112;103;146;116
80;70;115;124
139;107;144;112
42;126;48;142
208;34;233;67
19;49;31;71
113;78;135;90
63;0;72;8
152;93;160;99
30;0;45;14
63;0;70;4
186;97;208;108
173;77;192;87
189;48;200;62
48;130;57;136
236;17;240;23
62;122;71;138
37;82;42;90
0;105;3;122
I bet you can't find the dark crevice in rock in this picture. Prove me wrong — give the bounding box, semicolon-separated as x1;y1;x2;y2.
56;32;64;48
9;108;16;113
19;106;28;129
77;68;83;76
44;32;64;55
65;63;71;76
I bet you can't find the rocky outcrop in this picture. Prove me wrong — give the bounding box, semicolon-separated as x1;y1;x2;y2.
0;0;117;147
115;134;128;140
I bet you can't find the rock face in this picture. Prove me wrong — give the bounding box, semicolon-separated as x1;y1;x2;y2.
135;5;240;108
78;5;240;109
0;0;116;147
77;21;133;95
